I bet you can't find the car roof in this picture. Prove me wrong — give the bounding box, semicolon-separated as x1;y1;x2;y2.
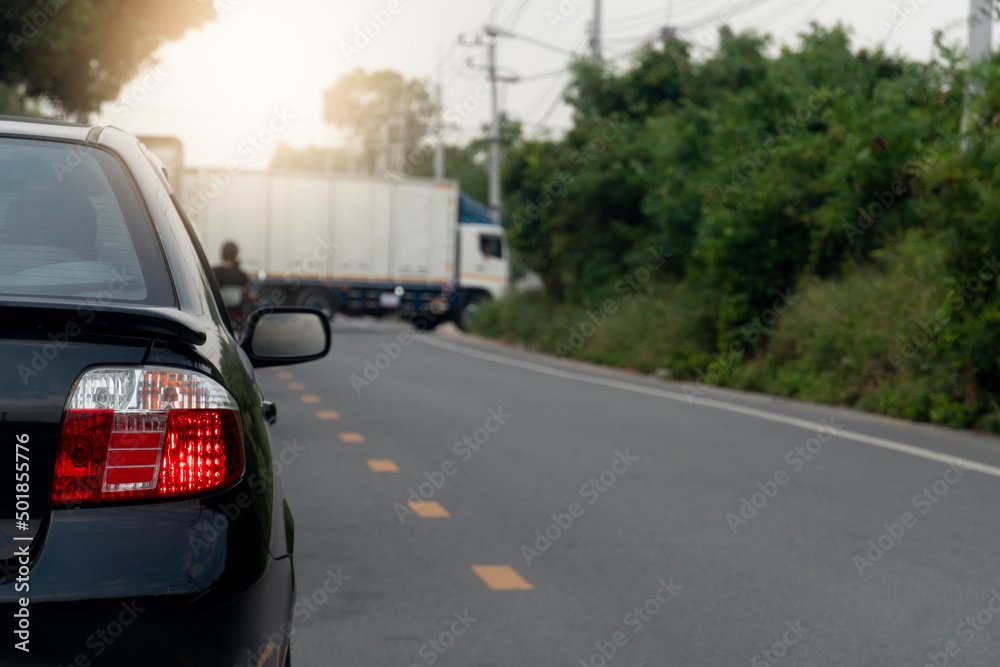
0;115;94;142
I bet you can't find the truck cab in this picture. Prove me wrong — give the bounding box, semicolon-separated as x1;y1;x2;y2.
455;222;508;320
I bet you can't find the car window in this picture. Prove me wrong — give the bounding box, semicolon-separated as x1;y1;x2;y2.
0;137;172;305
480;233;503;260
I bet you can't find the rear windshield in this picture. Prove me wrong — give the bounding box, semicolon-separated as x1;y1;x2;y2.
0;137;172;305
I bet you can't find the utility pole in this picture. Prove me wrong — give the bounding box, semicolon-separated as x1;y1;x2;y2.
969;0;993;63
964;0;993;144
377;123;389;175
459;30;504;222
592;0;602;60
433;48;445;179
395;80;407;174
663;0;676;41
488;37;501;223
434;81;445;179
476;23;571;220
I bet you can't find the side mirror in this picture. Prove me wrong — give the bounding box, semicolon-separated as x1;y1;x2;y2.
241;307;331;368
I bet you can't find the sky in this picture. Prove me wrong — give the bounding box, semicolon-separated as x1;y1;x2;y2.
91;0;980;168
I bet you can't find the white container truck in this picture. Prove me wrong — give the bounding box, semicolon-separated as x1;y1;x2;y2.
179;169;509;330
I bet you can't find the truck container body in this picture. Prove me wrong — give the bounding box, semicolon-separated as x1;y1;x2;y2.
180;169;508;330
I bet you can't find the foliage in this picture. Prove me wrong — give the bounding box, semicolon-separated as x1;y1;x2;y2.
0;0;215;114
322;69;433;174
484;23;1000;431
270;144;356;172
268;131;500;206
0;83;40;116
731;235;984;428
506;25;963;337
474;282;718;377
406;138;491;203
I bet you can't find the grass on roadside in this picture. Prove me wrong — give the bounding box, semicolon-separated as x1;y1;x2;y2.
473;236;1000;432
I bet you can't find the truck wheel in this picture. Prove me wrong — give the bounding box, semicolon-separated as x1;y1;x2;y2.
412;313;444;331
456;295;488;331
296;288;337;320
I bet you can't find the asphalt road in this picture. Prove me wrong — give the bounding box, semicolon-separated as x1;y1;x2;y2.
259;318;1000;667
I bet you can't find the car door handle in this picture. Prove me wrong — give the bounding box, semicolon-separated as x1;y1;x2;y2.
261;400;278;425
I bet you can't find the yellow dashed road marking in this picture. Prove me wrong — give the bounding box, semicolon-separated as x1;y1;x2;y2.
338;432;365;443
470;565;534;590
366;459;400;472
301;395;320;404
276;371;293;380
256;641;275;666
288;382;305;391
407;501;451;518
317;410;340;420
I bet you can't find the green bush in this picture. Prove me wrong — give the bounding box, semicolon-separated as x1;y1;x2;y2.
473;282;718;377
475;235;1000;431
485;24;1000;432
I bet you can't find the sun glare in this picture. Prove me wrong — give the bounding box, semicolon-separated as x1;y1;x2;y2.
207;8;312;111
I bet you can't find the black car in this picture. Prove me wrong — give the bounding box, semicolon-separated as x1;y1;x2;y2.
0;116;330;666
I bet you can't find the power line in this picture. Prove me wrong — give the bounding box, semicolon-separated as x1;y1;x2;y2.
528;81;570;138
520;70;572;120
441;51;481;86
603;20;669;36
940;17;967;33
750;0;826;34
524;46;587;137
501;0;532;31
516;67;573;82
602;0;786;58
604;0;731;29
604;6;672;26
514;32;586;125
607;18;686;60
606;0;802;59
606;29;664;61
776;0;835;39
677;0;786;30
424;37;467;85
488;0;506;24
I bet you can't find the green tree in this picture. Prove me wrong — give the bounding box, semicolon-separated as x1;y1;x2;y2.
0;83;40;116
270;144;356;172
322;69;433;174
504;24;961;332
407;122;521;203
407;140;489;201
480;23;1000;430
0;0;215;115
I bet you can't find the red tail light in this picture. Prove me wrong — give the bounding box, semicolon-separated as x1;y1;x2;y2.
51;368;244;504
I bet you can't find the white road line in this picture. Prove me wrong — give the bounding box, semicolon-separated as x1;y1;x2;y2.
416;334;1000;480
341;318;397;332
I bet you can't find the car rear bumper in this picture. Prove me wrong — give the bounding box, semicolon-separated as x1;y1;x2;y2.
0;494;294;666
0;553;292;666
